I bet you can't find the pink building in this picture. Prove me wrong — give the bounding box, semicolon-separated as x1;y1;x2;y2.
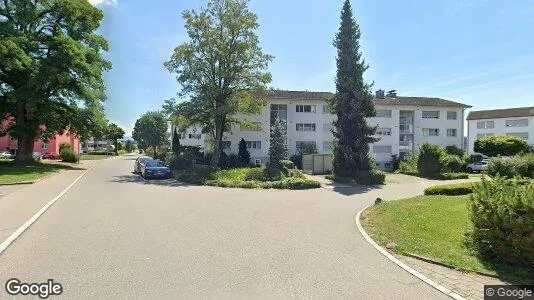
0;121;80;155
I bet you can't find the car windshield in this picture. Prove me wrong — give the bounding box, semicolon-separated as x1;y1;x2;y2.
139;157;153;163
146;160;165;167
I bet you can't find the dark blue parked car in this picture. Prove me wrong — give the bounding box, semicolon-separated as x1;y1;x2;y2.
140;159;172;179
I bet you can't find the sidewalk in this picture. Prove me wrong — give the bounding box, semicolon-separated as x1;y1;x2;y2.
0;159;103;243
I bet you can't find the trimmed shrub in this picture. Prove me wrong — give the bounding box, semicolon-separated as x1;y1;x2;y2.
474;135;530;157
438;172;469;180
417;143;445;175
117;150;127;155
445;145;465;157
424;182;474;195
485;154;534;179
467;177;534;269
441;154;465;173
280;160;295;170
328;170;385;185
469;153;484;163
60;147;79;163
245;167;267;181
205;178;320;190
165;153;194;171
289;154;302;169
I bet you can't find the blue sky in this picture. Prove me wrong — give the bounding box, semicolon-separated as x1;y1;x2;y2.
92;0;534;135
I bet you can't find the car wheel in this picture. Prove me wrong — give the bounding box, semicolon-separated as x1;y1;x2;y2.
467;167;473;173
142;171;148;179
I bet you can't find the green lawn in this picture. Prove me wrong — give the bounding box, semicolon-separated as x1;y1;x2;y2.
0;161;79;184
361;195;532;284
79;154;112;160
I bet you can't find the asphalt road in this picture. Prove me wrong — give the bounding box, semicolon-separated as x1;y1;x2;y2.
0;155;448;299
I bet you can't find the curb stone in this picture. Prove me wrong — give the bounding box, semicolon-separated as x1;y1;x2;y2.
355;205;467;300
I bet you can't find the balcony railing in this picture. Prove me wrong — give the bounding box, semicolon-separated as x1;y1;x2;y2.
399;124;413;133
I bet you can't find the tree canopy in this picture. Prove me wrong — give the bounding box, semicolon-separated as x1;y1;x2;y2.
132;111;168;151
474;135;530;157
330;0;378;176
0;0;111;162
268;117;287;170
164;0;273;166
105;123;125;153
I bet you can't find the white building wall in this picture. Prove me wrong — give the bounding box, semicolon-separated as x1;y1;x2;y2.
172;99;466;166
467;116;534;154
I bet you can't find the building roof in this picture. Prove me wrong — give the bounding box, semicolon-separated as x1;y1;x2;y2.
260;90;471;108
466;106;534;120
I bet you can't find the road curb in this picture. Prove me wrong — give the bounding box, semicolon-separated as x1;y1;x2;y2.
355;205;466;300
0;165;96;255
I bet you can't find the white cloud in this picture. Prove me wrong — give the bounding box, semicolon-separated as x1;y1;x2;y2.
88;0;117;7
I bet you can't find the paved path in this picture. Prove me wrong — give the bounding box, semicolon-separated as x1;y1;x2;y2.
0;155;466;299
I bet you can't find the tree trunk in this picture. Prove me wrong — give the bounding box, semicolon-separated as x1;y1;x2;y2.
14;133;36;164
210;115;225;167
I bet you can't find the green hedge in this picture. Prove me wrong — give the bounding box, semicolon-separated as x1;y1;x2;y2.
485;154;534;179
326;170;385;185
174;165;218;184
205;177;320;190
467;178;534;270
424;182;474;195
400;171;469;180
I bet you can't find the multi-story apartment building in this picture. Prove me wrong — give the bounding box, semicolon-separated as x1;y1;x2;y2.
466;106;534;154
174;90;471;168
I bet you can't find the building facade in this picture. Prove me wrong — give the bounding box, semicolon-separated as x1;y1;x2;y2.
80;138;113;153
0;131;80;155
466;106;534;154
174;90;470;168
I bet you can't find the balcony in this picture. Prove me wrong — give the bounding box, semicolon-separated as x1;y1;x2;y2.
399;124;413;134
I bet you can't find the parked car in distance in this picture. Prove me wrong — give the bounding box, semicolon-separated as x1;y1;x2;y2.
0;151;14;159
133;156;153;174
140;159;172;179
466;160;488;173
42;152;61;160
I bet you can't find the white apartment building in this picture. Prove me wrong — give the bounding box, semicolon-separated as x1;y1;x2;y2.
466;106;534;154
174;90;470;169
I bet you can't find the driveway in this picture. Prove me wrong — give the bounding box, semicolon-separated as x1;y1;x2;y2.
0;155;450;299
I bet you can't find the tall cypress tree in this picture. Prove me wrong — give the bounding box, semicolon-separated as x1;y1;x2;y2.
268;117;287;170
172;130;182;154
331;0;378;177
238;138;251;167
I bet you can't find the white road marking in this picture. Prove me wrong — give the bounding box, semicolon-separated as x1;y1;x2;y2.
0;166;95;255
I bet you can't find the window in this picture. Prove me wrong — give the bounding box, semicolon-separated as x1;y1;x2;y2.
296;141;317;151
41;143;48;150
322;141;333;153
505;119;528;127
254;159;262;167
221;141;231;150
477;121;494;129
296;105;316;113
246;141;261;150
447;111;457;120
188;134;201;140
507;132;529;140
422;111;440;119
376;109;392;118
240;122;262;131
323;123;334;134
373;145;392;154
447;129;457;137
296;123;316;132
422;128;439;136
376;128;392;136
322;105;332;114
477;133;494;139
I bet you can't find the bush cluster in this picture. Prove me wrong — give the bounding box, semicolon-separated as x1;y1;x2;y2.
398;143;469;178
485;154;534;179
327;170;385;185
60;145;79;163
174;165;218;184
205;177;320;190
117;150;127;156
467;178;534;270
424;182;474;196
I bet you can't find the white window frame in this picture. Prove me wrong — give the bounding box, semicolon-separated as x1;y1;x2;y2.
188;133;202;140
373;145;392;154
41;143;48;150
423;128;439;136
376;128;392;136
447;129;457;137
296;141;317;151
447;111;457;120
296;105;316;113
422;111;440;119
505;119;528;128
246;141;261;150
296;123;316;132
477;121;495;129
376;109;392;118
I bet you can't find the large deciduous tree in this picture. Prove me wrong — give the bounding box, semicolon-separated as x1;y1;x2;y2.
330;0;378;177
164;0;273;167
0;0;111;162
132;111;168;152
474;135;530;157
105;123;125;153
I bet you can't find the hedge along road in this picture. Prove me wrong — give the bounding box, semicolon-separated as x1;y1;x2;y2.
0;154;458;299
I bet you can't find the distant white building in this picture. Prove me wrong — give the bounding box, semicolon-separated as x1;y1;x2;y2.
173;90;471;169
466;106;534;154
80;138;113;153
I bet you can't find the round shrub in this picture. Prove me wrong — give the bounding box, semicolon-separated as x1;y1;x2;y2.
424;183;474;195
417;143;445;175
280;160;295;170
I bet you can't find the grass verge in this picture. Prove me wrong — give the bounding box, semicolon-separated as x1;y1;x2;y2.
79;154;112;160
361;195;532;284
0;161;81;184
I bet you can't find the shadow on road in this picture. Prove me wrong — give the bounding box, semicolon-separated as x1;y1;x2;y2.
331;184;383;196
109;174;192;187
